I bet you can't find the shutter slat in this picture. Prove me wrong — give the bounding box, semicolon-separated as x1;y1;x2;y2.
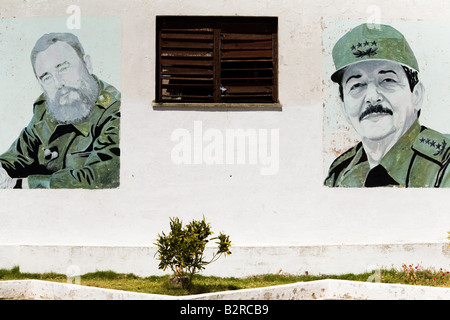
221;77;273;80
161;50;213;58
162;66;213;75
221;40;272;50
223;85;272;94
162;95;214;100
161;40;214;49
160;58;213;66
161;76;213;81
221;50;273;59
161;33;214;40
221;33;272;40
221;94;273;98
161;28;214;32
162;83;213;88
221;67;273;71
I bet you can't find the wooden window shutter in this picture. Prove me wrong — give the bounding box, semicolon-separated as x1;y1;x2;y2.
157;17;215;102
156;16;278;104
220;17;278;103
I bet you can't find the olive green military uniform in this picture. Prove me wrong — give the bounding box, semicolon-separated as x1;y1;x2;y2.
0;76;120;189
325;120;450;187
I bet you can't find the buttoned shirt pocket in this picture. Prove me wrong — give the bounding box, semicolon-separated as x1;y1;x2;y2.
66;150;92;169
37;145;63;173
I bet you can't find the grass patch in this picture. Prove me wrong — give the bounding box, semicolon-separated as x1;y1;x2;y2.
1;265;449;296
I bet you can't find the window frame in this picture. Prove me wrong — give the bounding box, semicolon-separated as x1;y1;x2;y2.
154;16;280;109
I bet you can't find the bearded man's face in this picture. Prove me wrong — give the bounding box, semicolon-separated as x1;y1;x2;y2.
34;41;99;124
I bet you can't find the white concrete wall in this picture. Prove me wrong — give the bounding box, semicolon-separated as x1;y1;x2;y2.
0;0;450;277
6;242;450;277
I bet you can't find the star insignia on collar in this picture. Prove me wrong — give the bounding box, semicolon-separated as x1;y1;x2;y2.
434;140;447;156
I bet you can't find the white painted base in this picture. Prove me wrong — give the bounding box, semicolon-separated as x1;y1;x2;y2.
1;279;450;300
1;241;449;278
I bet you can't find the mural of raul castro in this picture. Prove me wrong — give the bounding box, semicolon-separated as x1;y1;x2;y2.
325;24;450;188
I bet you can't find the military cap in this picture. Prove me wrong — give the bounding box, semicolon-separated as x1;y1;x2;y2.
331;23;419;83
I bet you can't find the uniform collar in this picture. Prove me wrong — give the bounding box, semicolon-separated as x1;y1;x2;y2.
338;119;420;187
379;119;421;186
71;76;118;136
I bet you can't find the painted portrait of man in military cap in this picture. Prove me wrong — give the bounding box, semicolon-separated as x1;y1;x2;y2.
0;32;120;189
324;23;450;187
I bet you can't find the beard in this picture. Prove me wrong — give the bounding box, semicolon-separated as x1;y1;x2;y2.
45;74;99;124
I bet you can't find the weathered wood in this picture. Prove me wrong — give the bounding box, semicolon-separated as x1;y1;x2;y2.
160;28;214;32
221;50;273;59
221;77;273;81
156;16;278;103
221;40;272;50
271;32;279;103
161;67;213;75
221;67;273;71
160;58;213;66
223;85;273;94
161;50;213;58
161;33;214;40
221;59;273;63
161;94;214;100
221;33;272;40
161;76;214;81
162;83;214;88
161;40;214;49
213;25;221;103
221;94;273;98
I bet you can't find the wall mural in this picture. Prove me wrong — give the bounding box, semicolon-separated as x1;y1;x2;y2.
324;23;450;188
0;29;120;189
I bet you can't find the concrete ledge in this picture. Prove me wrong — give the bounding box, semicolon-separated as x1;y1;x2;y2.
152;101;283;111
0;280;170;300
1;279;450;300
3;242;449;278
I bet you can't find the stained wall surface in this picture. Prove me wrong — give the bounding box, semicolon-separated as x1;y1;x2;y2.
1;0;450;276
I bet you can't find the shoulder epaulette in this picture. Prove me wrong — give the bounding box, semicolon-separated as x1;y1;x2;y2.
96;79;121;109
412;127;450;164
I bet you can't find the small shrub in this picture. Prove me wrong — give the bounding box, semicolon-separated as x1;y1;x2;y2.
154;216;231;290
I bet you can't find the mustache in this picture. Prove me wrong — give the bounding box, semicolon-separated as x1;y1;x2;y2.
52;85;94;106
359;104;393;121
55;86;81;99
